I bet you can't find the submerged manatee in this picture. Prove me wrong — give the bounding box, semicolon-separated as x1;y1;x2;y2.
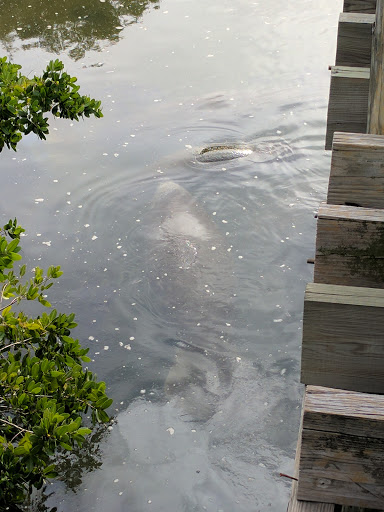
145;181;235;421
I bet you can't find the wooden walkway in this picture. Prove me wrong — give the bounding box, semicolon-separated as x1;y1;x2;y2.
287;1;384;510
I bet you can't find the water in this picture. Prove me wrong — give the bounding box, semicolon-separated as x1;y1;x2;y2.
0;0;340;510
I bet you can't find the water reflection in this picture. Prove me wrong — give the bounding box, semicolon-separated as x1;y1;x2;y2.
0;0;160;60
25;424;109;512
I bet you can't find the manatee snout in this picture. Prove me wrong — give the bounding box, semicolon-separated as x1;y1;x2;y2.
196;144;253;163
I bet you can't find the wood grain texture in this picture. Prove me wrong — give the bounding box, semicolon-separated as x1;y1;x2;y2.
343;0;376;13
288;390;380;512
336;13;374;67
287;394;336;512
368;1;384;133
298;387;384;510
304;386;384;434
328;132;384;208
341;508;382;511
301;284;384;393
314;204;384;288
332;131;384;151
326;67;370;150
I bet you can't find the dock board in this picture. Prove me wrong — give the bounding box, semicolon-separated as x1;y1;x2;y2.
328;132;384;209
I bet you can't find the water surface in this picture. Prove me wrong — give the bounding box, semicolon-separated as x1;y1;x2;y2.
0;1;340;510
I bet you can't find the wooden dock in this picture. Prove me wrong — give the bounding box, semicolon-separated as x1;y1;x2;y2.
287;1;384;511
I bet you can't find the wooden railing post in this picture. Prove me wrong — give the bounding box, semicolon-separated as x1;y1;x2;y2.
368;0;384;133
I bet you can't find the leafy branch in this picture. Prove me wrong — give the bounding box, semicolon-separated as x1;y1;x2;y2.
0;57;103;152
0;220;112;506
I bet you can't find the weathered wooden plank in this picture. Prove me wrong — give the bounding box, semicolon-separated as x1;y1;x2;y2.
301;284;384;393
325;67;370;150
287;391;378;512
303;386;384;436
341;508;382;511
336;13;374;67
317;203;384;221
328;132;384;208
305;281;384;306
343;0;376;13
314;204;384;288
332;131;384;151
288;394;336;512
368;1;384;133
298;386;384;509
331;67;371;79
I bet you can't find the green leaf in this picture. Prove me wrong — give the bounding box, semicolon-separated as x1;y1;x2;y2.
96;409;109;423
77;427;92;436
59;442;72;451
50;370;64;378
44;471;58;479
66;416;81;433
7;238;20;253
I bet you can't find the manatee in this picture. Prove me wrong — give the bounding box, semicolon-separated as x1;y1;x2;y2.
144;180;235;421
196;144;253;163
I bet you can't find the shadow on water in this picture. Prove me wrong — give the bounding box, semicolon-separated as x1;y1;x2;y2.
0;0;160;60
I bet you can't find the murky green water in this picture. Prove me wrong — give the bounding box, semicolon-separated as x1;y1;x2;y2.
0;1;340;510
